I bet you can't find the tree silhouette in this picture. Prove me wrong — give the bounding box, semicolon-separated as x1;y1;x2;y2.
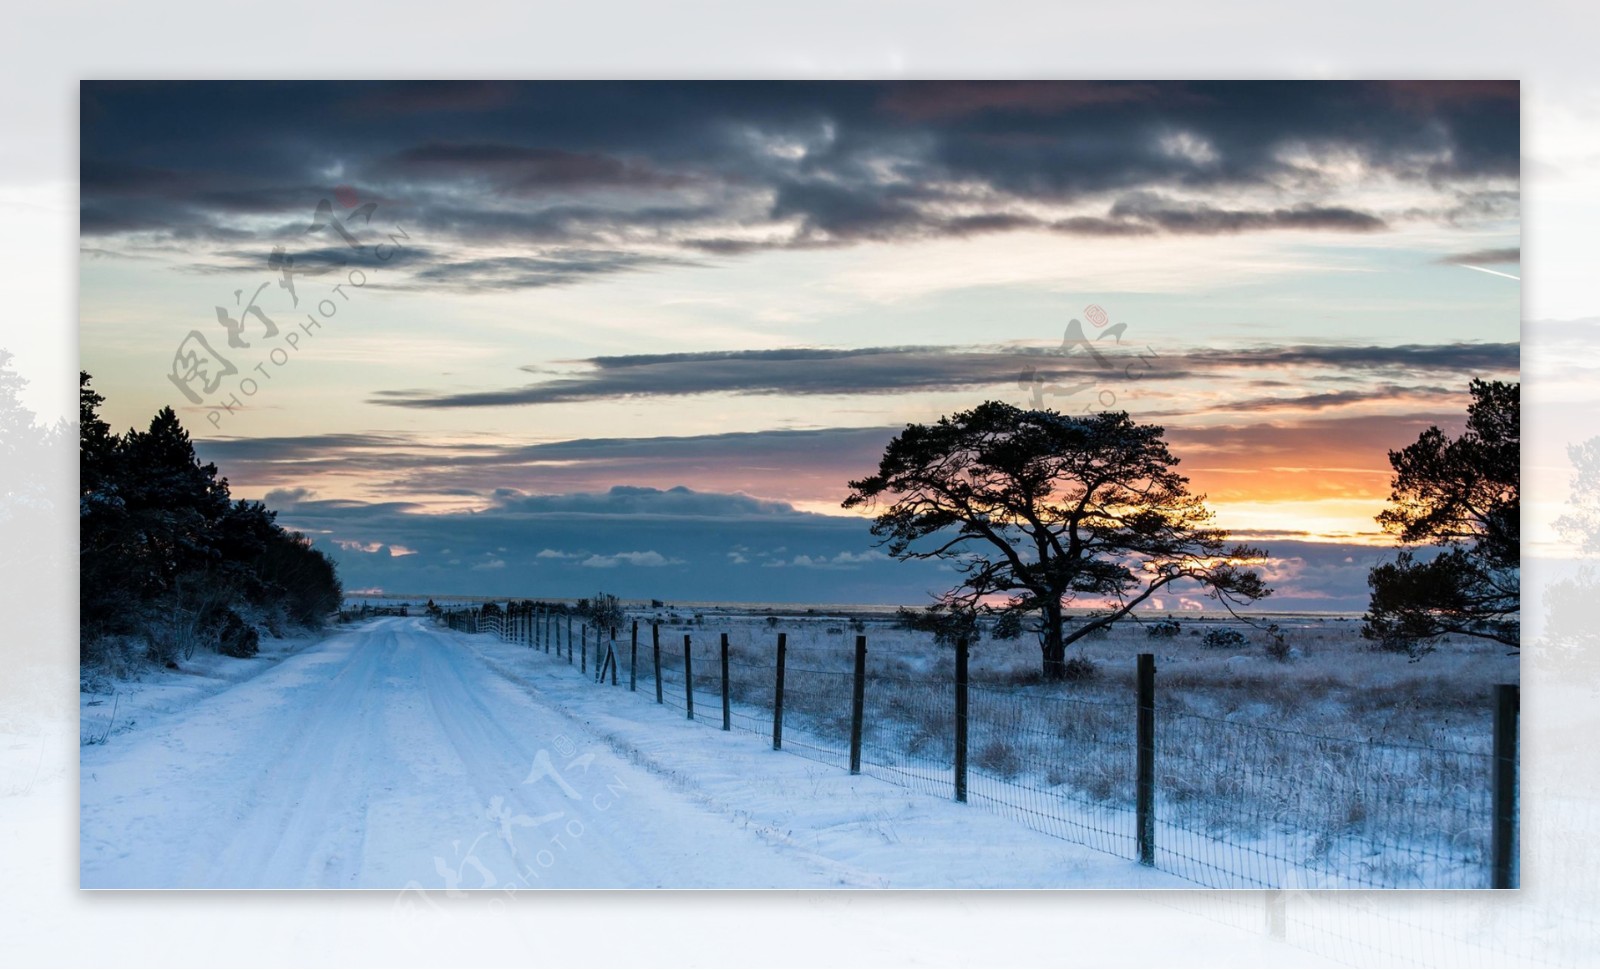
79;374;342;664
845;402;1270;680
1363;380;1519;653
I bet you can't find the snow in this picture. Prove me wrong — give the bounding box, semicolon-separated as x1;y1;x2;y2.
81;616;1191;889
80;630;322;744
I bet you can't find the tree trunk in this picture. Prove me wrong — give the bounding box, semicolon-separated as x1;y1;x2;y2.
1041;600;1066;680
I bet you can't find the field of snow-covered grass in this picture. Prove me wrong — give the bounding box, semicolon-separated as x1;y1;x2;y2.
446;602;1517;889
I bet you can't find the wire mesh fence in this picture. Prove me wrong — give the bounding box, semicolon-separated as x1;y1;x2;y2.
1153;710;1493;889
964;683;1139;860
435;605;1514;896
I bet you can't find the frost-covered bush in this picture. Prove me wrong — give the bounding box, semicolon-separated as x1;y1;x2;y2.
583;592;625;635
1202;628;1248;649
1146;619;1181;639
213;608;260;658
1062;655;1099;681
1264;623;1292;663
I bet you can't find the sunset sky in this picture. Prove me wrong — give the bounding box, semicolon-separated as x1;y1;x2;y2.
78;81;1520;609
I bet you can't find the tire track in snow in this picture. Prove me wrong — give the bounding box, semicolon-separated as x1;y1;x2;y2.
194;625;394;887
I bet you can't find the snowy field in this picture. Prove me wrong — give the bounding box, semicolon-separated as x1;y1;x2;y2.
78;604;1517;891
430;602;1519;889
80;616;1193;889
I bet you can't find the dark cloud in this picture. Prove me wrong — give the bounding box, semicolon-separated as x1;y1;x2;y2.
197;426;897;508
81;81;1519;282
378;142;693;193
370;345;1080;408
196;402;1468;543
1179;342;1518;374
487;484;804;519
1165;412;1464;488
371;341;1517;410
1107;193;1387;234
402;250;704;291
1146;384;1459;416
1438;246;1520;265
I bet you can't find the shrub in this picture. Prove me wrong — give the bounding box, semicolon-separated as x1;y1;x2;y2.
1063;655;1099;681
1146;619;1181;638
895;604;979;645
584;592;625;635
1202;628;1248;649
1264;623;1292;663
974;738;1023;778
214;608;260;658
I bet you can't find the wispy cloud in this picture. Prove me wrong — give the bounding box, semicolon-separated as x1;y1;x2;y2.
369;341;1517;410
1438;246;1520;265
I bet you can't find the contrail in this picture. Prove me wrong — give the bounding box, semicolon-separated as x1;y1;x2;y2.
1460;264;1521;281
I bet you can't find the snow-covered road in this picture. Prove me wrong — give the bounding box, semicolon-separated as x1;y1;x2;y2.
81;617;1186;889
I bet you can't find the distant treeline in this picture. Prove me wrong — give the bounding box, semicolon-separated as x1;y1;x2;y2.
80;373;342;670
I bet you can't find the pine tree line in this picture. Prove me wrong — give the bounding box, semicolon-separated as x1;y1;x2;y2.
80;372;342;669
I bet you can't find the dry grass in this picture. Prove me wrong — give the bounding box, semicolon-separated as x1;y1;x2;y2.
617;607;1515;886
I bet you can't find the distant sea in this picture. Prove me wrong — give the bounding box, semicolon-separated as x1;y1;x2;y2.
342;593;1365;622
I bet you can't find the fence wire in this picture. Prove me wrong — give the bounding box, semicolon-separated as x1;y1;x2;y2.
438;608;1511;898
965;682;1139;860
1152;709;1492;889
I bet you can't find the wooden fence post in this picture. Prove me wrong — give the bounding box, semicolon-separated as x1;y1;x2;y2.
567;615;573;664
720;632;732;731
772;632;787;750
630;620;639;692
653;623;663;704
609;627;619;686
683;634;695;720
955;636;969;803
849;634;867;775
1492;683;1519;889
1137;652;1156;867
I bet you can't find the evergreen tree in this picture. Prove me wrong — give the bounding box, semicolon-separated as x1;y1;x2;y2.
1363;380;1520;654
79;375;344;665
